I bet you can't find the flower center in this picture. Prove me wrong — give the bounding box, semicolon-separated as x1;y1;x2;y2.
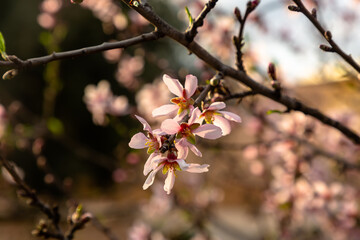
145;133;159;154
201;110;215;124
170;97;194;115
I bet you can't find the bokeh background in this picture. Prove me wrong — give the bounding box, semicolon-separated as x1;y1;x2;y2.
1;0;360;239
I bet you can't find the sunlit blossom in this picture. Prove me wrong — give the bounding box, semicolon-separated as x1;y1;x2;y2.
198;102;241;135
143;152;209;194
161;108;222;157
152;74;198;119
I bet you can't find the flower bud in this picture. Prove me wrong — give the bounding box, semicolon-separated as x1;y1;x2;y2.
247;0;260;12
325;31;332;40
2;69;18;80
311;8;317;19
268;63;276;80
288;5;301;12
234;7;242;21
129;0;140;7
319;44;334;52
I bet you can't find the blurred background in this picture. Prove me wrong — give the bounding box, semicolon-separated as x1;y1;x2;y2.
0;0;360;239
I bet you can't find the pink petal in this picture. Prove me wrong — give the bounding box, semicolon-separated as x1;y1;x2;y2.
161;119;180;134
143;153;160;176
129;132;148;149
218;110;242;122
208;102;226;111
176;159;190;170
163;169;176;194
175;140;189;159
189;144;202;157
188;107;201;125
163;74;183;97
176;159;209;173
135;115;152;133
193;124;222;139
213;115;231;136
184;74;198;97
152;104;178;117
143;164;162;190
185;163;209;173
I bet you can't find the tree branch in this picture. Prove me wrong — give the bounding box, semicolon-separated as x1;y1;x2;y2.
290;0;360;74
0;31;163;69
0;155;64;239
122;0;360;144
185;0;218;42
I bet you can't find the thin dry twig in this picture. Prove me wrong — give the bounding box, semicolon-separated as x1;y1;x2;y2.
290;0;360;74
0;31;163;69
185;0;218;42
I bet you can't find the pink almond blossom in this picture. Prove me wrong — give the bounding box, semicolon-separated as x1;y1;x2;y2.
152;74;198;119
129;115;162;175
198;102;241;135
161;108;222;157
143;151;209;194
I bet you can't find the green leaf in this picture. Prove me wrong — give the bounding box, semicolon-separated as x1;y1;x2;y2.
266;109;283;115
185;7;194;25
0;32;8;60
47;117;64;135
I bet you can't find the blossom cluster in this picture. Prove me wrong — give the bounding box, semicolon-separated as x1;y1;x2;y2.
83;80;129;125
129;74;241;194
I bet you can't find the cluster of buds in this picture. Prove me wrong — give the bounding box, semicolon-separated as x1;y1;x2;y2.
68;204;93;230
129;74;241;194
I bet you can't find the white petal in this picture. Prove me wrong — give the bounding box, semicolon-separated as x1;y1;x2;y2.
143;153;159;176
188;107;201;125
189;144;202;157
219;110;242;122
135;115;152;133
208;102;226;111
176;159;190;170
185;163;209;173
184;74;198;97
163;74;183;97
175;140;189;159
143;164;162;190
161;119;180;134
213;115;231;136
129;132;148;149
163;169;176;194
152;104;179;117
193;124;222;139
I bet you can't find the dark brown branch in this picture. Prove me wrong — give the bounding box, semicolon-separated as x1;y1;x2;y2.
185;0;218;42
0;155;64;239
121;0;360;144
223;90;257;101
0;31;163;69
291;0;360;74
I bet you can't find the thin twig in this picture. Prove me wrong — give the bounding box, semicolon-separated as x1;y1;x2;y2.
0;31;163;69
291;0;360;74
185;0;218;42
123;0;360;144
0;155;65;239
233;1;259;71
223;90;258;101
